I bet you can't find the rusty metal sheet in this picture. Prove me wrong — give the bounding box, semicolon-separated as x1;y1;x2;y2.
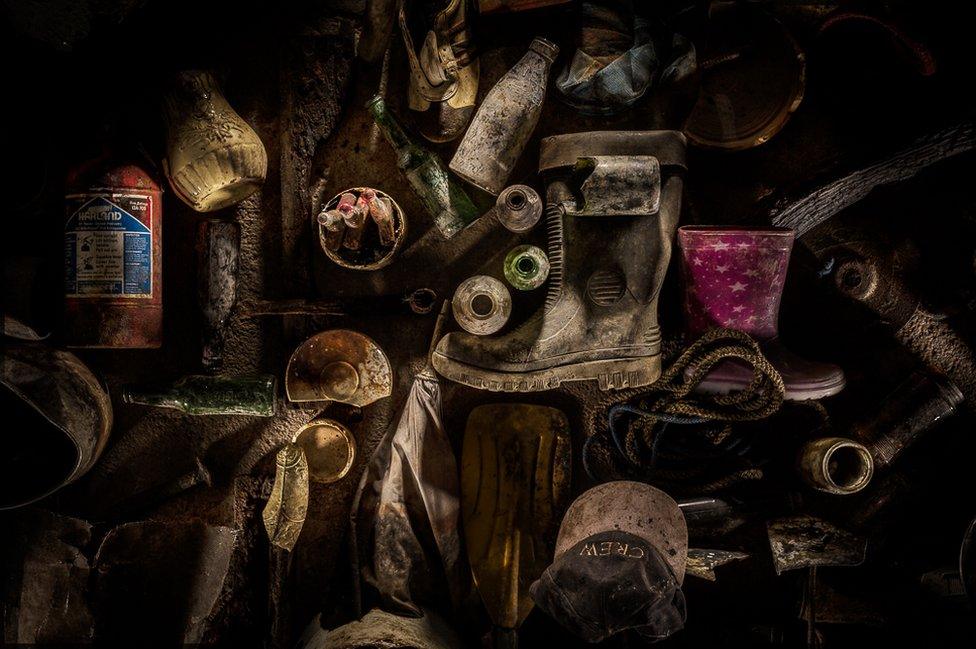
286;329;393;407
685;548;750;582
92;519;236;644
2;510;94;643
767;515;866;575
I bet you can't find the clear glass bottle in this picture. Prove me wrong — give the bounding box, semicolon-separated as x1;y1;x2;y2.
450;38;559;195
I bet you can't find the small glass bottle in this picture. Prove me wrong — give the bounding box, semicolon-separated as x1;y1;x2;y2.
504;245;549;291
366;95;480;239
121;374;276;416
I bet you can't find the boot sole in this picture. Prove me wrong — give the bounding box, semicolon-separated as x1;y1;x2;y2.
431;352;661;392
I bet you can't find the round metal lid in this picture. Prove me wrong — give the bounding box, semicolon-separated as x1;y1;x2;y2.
684;4;805;151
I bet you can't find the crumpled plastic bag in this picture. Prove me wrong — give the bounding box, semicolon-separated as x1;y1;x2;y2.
350;307;464;619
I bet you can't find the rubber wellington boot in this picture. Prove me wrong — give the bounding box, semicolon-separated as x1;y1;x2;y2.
433;131;687;392
678;226;846;400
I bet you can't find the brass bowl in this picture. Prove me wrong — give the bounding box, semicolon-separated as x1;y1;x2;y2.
292;419;356;484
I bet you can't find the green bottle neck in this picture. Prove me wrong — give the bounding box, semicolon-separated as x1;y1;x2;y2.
121;385;185;410
367;96;423;163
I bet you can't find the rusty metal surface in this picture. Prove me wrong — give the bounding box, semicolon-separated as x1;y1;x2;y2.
92;519;237;644
850;370;964;470
767;515;867;575
685;548;749;582
286;330;393;407
803;222;922;330
797;437;874;495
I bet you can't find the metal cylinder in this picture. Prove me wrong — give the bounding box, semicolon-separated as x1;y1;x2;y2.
452;276;512;335
798;437;874;495
851;371;963;469
64;156;163;348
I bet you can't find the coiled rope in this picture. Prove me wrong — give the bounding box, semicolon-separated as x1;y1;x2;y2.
584;328;786;482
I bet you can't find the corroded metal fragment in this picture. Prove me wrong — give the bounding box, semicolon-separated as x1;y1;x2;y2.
263;443;309;551
286;330;393;407
767;515;866;575
685;548;750;582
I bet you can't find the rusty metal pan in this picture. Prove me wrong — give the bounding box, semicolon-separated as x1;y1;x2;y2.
286;330;393;407
684;3;805;151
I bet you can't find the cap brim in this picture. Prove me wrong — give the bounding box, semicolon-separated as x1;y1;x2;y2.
554;481;688;583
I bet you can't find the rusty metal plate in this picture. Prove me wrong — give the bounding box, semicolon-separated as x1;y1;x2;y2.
685;548;749;582
767;515;866;575
286;330;392;407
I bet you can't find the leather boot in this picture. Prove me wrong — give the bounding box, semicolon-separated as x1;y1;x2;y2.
433;131;687;392
678;226;846;400
401;0;479;143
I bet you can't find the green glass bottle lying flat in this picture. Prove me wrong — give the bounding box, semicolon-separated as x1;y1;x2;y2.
366;95;480;239
121;374;276;416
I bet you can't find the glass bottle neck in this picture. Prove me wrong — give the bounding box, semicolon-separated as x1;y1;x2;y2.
121;385;184;410
368;97;418;154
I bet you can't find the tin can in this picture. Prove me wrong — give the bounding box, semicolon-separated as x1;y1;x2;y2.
318;187;407;271
64;154;163;348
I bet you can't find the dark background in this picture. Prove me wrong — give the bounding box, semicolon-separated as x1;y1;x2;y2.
3;0;976;647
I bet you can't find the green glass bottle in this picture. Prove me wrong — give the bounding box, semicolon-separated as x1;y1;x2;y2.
366;95;480;239
503;245;550;291
121;374;276;416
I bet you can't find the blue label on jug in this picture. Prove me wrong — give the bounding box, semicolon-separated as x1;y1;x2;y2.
65;194;153;298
